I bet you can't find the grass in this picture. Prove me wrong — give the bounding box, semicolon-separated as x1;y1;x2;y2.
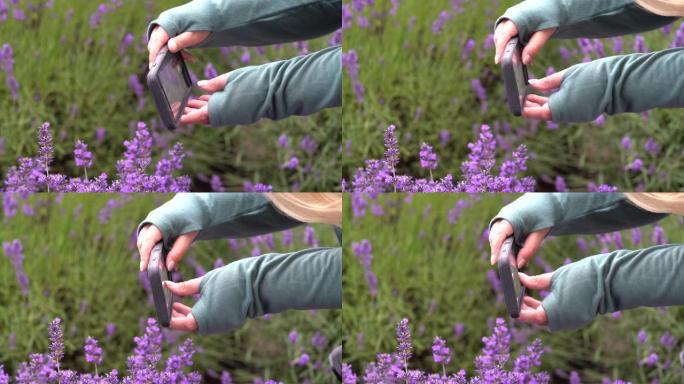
342;0;684;190
0;1;341;191
0;193;341;383
343;193;684;382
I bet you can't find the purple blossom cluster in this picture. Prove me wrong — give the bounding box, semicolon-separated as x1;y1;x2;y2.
348;124;535;192
0;317;201;383
343;50;364;103
3;121;191;192
344;318;549;383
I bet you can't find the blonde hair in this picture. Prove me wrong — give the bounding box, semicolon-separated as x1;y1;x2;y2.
267;193;342;226
625;193;684;215
636;0;684;16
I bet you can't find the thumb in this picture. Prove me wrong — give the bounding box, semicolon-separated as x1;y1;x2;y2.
519;272;552;290
164;277;202;297
168;31;210;52
197;73;230;93
528;70;565;91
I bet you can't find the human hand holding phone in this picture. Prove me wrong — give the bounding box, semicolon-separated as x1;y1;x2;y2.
517;272;551;326
137;224;198;272
164;278;203;332
180;73;230;126
489;219;550;268
494;19;555;65
147;26;208;69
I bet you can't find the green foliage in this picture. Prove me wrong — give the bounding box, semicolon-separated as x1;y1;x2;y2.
343;193;684;382
0;194;340;382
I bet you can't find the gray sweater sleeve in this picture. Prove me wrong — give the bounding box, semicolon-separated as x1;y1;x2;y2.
138;193;302;251
496;0;677;44
491;193;667;248
208;45;341;126
543;244;684;331
548;48;684;123
148;0;342;47
192;246;342;334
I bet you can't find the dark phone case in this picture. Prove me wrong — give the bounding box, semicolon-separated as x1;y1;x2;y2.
148;242;173;327
497;236;525;318
147;46;193;131
501;37;529;117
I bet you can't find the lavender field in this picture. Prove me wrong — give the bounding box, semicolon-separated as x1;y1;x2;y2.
342;0;684;192
344;193;684;383
0;193;340;383
0;0;341;192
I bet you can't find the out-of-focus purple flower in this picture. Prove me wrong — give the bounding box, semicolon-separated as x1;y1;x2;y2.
621;136;631;150
221;371;233;384
74;140;93;169
4;239;28;296
431;336;451;365
453;323;465;338
300;135;317;154
644;137;661;156
120;32;134;56
204;62;218;79
642;353;659;367
419;143;438;171
292;353;310;366
342;363;357;384
555;176;568;192
351;239;378;296
84;336;103;365
210;175;225;192
282;156;300;170
660;331;676;350
277;133;289;149
626;158;643;172
634;35;647;53
637;329;648;344
462;38;476;59
431;10;451;35
384;125;399;171
653;224;666;245
105;323;117;338
288;330;299;345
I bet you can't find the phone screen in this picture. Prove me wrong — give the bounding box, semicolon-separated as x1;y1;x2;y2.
158;55;189;122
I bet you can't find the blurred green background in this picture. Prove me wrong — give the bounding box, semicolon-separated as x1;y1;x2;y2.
343;193;684;382
0;193;341;383
342;0;684;190
0;1;340;191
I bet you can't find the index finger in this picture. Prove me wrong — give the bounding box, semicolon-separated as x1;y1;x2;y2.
518;305;548;325
489;220;513;265
494;20;518;64
138;225;162;272
148;26;169;69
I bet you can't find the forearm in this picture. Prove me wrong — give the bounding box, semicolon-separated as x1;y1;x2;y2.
149;0;342;47
491;193;666;247
497;0;676;43
208;46;341;126
192;247;342;334
543;244;684;331
138;193;302;249
550;48;684;122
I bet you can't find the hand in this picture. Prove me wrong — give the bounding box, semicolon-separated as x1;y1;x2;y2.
488;219;551;268
518;272;551;326
164;278;203;332
147;26;209;69
180;73;230;126
493;19;556;65
137;224;199;272
522;71;566;121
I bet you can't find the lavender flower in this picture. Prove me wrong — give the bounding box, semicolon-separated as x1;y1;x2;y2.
431;336;451;365
351;239;378;296
395;318;412;366
3;239;28;296
48;318;64;364
74;140;93;170
84;336;103;365
419;143;438;172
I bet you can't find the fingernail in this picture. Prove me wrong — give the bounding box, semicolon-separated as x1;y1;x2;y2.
197;80;207;87
523;54;531;65
517;260;525;269
168;260;175;271
168;39;177;51
494;55;499;65
139;261;144;272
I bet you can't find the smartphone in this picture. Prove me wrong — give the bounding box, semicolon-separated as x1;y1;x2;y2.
148;241;173;327
497;236;525;318
501;37;529;116
147;46;193;131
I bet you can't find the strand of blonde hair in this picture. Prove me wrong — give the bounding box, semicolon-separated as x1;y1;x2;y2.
266;193;342;226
